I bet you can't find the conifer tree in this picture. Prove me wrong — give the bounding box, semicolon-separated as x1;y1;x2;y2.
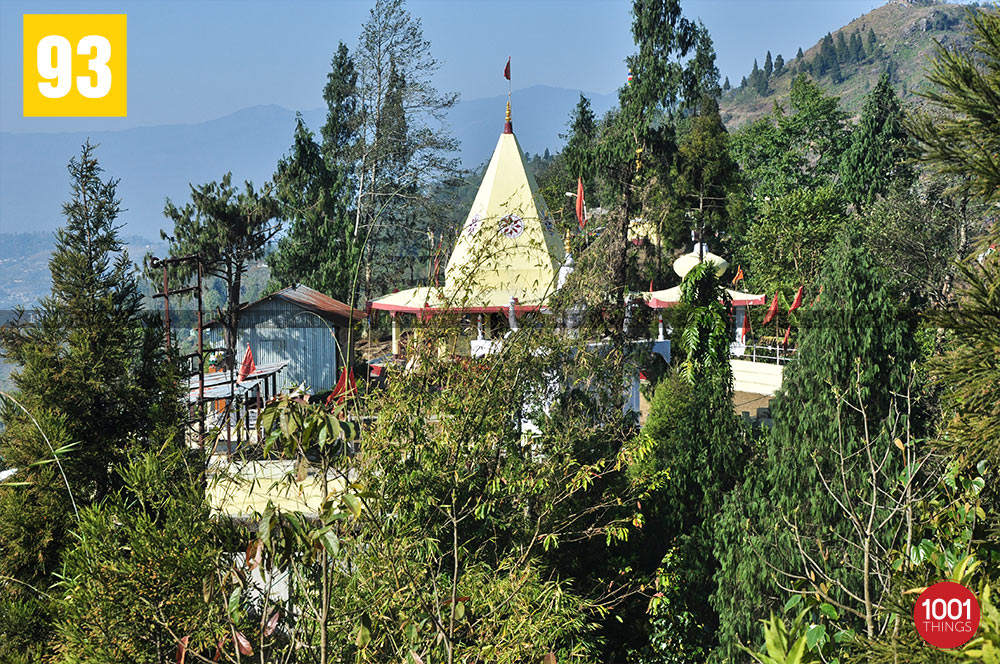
563;94;597;182
269;42;362;304
713;227;922;658
818;33;836;76
161;175;279;369
839;74;914;213
830;56;843;83
773;53;784;75
740;75;747;89
723;76;730;91
835;31;849;63
764;51;773;78
866;27;879;56
849;30;864;63
0;143;182;655
796;46;804;60
911;7;1000;203
639;261;745;659
267;115;361;303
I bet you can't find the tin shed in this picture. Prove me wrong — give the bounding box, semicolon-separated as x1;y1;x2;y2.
207;285;364;394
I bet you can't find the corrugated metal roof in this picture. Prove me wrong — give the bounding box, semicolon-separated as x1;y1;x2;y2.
272;285;365;323
206;285;365;329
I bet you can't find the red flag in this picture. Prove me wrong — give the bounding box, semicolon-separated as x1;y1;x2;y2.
789;285;804;312
327;368;357;406
237;343;256;382
762;292;779;325
731;265;745;287
782;325;791;347
503;57;510;80
576;177;585;229
742;310;752;342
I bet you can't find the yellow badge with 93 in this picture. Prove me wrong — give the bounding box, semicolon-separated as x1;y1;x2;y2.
23;14;127;117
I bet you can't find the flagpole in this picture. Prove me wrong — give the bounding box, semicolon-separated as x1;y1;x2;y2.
508;55;511;114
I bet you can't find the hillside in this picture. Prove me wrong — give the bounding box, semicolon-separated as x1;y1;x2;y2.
719;0;975;127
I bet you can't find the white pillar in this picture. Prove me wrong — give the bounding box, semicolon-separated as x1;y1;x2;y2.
391;313;400;356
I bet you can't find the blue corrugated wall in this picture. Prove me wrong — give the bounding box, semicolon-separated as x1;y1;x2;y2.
207;300;341;394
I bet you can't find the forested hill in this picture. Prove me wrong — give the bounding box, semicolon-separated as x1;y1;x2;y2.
719;0;975;127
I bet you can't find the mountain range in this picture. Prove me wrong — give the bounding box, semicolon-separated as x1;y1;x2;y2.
0;0;978;310
0;86;616;241
719;0;973;125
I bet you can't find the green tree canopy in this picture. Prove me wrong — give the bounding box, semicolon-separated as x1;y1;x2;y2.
839;73;914;213
0;144;182;657
161;174;279;369
714;227;923;659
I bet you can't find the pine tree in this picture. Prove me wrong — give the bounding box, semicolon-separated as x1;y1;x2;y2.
849;30;864;63
818;33;836;76
713;227;923;659
740;75;747;89
0;143;183;655
835;30;849;63
764;50;773;78
269;42;362;304
267;115;361;304
639;261;745;659
830;51;843;83
839;74;914;213
684;22;722;108
866;27;879;56
723;76;730;90
796;46;804;60
773;53;784;75
563;94;597;181
161;174;279;370
320;42;359;171
911;7;1000;203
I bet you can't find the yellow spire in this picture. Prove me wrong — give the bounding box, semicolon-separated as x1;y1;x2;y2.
443;128;565;305
504;99;513;134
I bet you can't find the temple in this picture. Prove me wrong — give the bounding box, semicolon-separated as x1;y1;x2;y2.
370;101;566;354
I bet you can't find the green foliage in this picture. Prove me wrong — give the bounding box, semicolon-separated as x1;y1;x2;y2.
267;113;361;303
161;172;279;368
0;143;183;655
861;181;989;308
741;611;821;664
672;97;739;244
839;73;914;213
911;6;1000;203
740;187;847;296
633;262;745;660
54;450;226;663
730;75;848;201
268;42;361;304
714;227;923;660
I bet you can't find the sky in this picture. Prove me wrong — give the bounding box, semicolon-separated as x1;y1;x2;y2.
0;0;911;135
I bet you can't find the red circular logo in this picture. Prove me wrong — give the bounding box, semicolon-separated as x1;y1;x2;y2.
913;582;980;649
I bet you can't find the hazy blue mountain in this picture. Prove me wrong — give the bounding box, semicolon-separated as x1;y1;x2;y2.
0;86;616;242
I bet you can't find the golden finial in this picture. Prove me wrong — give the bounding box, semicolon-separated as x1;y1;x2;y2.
505;99;511;123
